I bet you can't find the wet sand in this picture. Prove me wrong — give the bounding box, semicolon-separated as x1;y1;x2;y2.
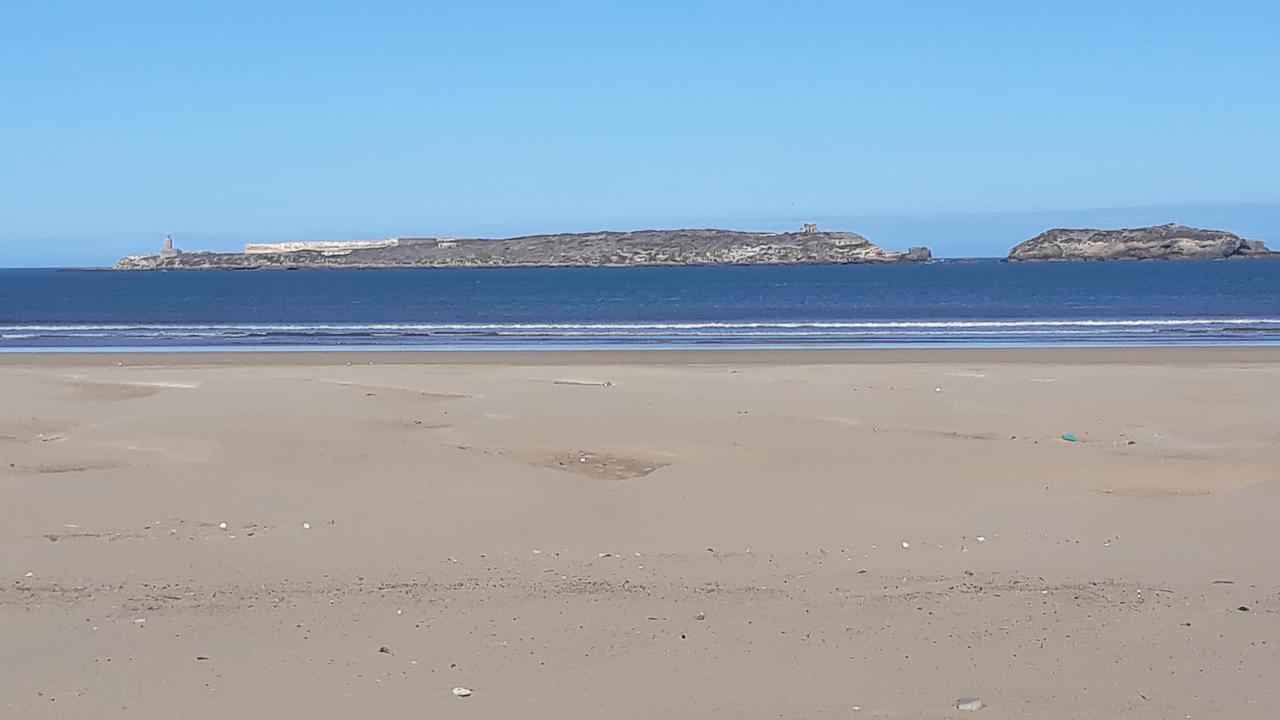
2;349;1278;718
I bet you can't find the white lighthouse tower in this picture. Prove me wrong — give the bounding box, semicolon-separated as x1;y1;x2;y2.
160;234;180;259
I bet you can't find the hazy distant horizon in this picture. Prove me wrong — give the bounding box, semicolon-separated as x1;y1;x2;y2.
3;201;1277;268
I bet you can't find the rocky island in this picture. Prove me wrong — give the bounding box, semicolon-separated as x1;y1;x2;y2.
115;226;932;270
1007;223;1272;261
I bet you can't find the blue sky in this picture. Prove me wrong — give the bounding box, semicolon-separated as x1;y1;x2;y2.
1;1;1277;266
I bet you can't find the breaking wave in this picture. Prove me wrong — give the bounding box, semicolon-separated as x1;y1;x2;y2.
3;318;1280;351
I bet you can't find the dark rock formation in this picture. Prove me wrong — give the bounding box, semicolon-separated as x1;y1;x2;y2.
115;229;933;270
1007;223;1272;262
903;246;933;262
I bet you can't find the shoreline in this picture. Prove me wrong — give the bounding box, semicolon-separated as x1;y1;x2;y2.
3;345;1279;366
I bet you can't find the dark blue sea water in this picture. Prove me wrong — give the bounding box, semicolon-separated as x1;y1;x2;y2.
2;261;1279;351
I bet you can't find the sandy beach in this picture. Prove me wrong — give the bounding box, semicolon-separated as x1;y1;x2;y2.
2;349;1278;719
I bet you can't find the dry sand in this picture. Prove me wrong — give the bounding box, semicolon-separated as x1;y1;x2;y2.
1;349;1278;719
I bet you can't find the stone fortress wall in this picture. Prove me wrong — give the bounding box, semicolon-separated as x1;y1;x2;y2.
244;239;400;255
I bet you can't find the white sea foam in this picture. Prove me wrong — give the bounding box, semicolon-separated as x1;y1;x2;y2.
4;317;1280;351
4;318;1280;333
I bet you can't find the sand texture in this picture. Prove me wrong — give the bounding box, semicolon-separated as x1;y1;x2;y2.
2;350;1279;718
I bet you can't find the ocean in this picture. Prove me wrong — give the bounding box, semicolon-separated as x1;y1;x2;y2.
2;260;1279;351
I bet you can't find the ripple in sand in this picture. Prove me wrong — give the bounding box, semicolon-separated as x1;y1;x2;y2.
7;460;124;475
41;519;275;542
60;380;165;401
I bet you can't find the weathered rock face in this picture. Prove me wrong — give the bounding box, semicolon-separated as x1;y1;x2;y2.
1007;223;1272;261
903;246;933;262
115;229;933;270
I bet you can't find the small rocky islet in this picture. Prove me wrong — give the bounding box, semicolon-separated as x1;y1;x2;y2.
1006;223;1272;262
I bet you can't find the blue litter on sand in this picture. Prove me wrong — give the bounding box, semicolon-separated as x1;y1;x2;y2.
1061;433;1078;442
